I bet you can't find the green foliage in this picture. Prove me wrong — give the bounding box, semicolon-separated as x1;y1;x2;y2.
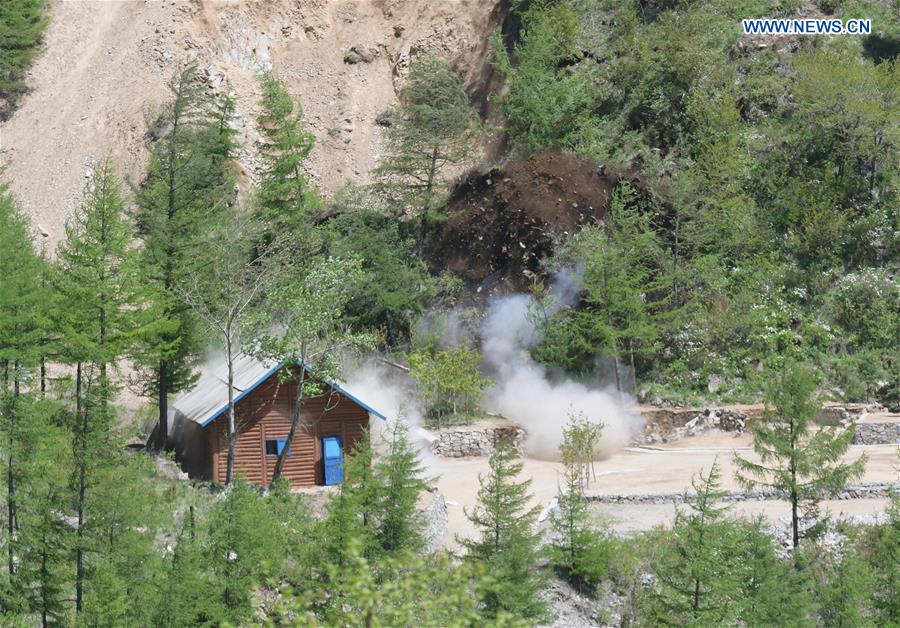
321;205;453;344
812;547;878;628
492;1;597;153
255;73;318;236
461;444;547;620
408;345;492;425
133;62;239;448
548;413;611;593
375;53;481;254
0;0;47;117
535;187;665;386
206;482;282;619
735;363;867;548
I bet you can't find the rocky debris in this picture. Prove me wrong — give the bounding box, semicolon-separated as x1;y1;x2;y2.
430;153;652;296
634;408;747;445
421;487;448;554
853;422;900;445
344;45;377;64
584;482;898;506
539;578;607;628
431;423;525;458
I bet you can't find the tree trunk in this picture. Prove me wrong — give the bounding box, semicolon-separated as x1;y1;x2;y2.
75;362;86;613
270;361;307;488
419;145;439;258
6;370;17;577
225;344;236;485
156;359;169;451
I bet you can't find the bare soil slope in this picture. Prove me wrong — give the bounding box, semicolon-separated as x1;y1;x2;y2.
0;0;504;247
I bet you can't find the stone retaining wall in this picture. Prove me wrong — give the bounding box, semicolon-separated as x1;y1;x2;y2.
584;482;898;505
853;422;900;445
431;423;525;457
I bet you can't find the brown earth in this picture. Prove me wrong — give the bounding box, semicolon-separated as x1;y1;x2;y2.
429;152;641;295
0;0;506;248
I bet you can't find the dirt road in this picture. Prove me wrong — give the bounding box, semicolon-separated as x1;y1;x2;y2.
434;431;898;545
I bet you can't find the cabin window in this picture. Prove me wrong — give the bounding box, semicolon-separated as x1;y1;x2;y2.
264;438;290;456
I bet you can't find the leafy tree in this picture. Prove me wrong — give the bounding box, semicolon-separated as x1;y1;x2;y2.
255;73;318;236
375;53;481;255
735;362;867;549
558;409;604;491
321;205;452;344
460;444;546;620
133;62;238;451
179;210;278;484
0;0;47;117
408;345;492;425
548;413;611;593
253;255;371;487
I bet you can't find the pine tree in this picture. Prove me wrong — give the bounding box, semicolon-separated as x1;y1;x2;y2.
133;62;238;451
255;73;318;236
0;183;48;581
322;432;378;564
815;548;876;628
54;160;147;612
372;420;428;554
460;444;546;620
735;362;867;549
0;0;48;118
643;461;745;626
375;53;481;256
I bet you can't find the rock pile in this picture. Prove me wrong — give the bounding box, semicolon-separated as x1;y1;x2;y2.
635;408;747;445
852;422;900;445
431;424;525;458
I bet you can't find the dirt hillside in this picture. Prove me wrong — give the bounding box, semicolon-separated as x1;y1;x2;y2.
0;0;505;247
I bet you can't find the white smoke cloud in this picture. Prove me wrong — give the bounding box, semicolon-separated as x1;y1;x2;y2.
344;268;643;463
480;269;643;460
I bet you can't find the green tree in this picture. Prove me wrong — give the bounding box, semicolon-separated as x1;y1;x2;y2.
643;461;744;626
375;53;481;256
133;62;238;451
869;490;900;623
408;345;492;426
206;482;282;621
548;413;611;593
254;255;371;487
735;363;867;549
0;0;47;117
491;4;595;153
536;187;665;390
371;420;428;554
813;547;876;628
0;184;48;580
460;444;546;620
255;73;318;235
179;210;277;484
54;161;147;612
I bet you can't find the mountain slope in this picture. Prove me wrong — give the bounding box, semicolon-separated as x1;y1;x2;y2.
0;0;504;246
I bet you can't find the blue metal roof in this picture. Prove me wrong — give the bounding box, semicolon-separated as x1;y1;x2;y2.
172;354;388;428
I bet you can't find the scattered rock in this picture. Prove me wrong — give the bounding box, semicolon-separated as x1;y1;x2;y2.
344;45;376;64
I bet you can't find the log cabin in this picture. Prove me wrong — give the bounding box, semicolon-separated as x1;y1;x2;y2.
169;353;386;486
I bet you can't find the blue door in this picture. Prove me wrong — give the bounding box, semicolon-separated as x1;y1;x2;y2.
322;437;343;485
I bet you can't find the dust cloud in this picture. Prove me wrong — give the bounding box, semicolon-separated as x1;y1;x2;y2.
480;269;644;460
